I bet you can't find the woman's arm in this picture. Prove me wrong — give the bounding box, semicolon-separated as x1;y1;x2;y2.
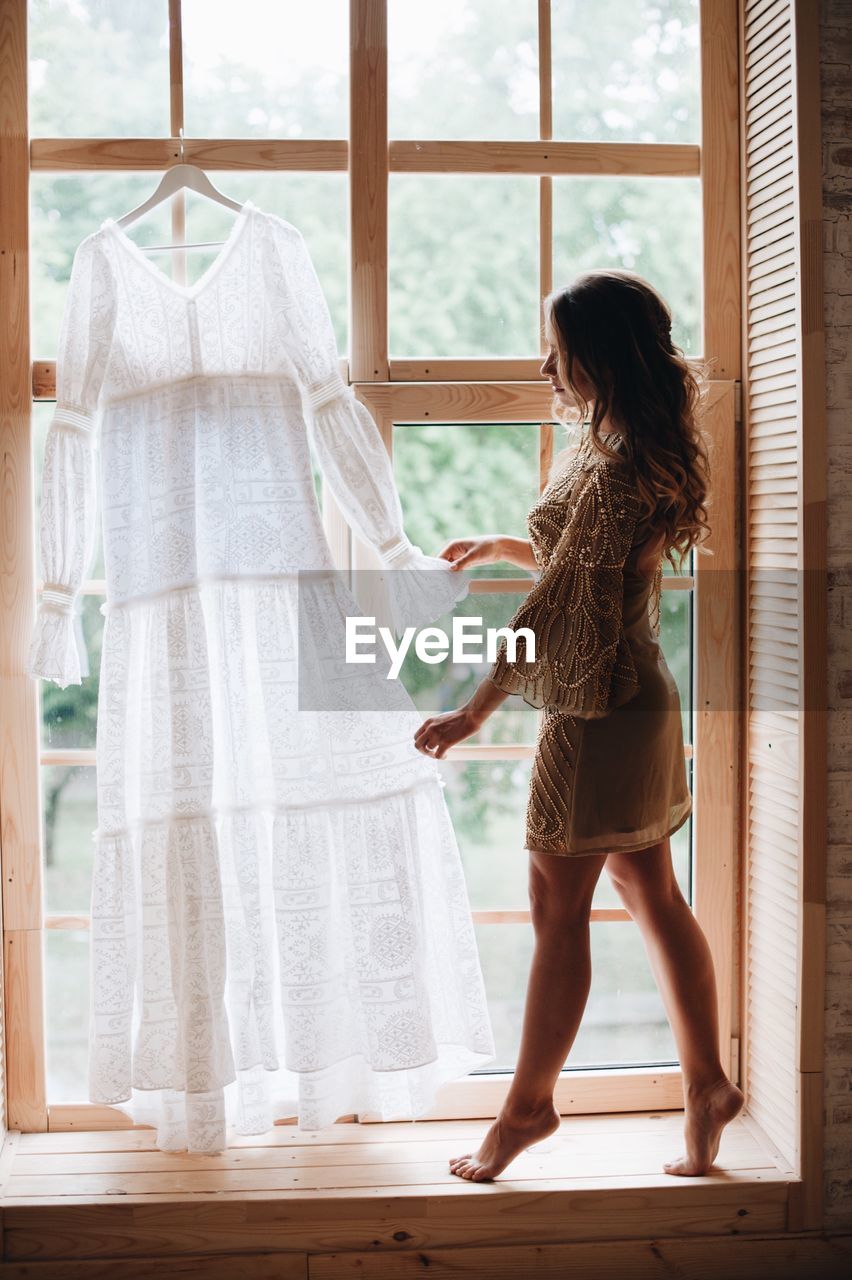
496;536;539;573
413;538;538;757
413;673;509;759
438;534;538;574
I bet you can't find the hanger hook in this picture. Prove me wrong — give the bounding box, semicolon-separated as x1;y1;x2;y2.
179;126;184;162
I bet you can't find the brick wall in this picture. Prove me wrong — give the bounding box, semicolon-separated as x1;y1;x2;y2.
822;0;852;1228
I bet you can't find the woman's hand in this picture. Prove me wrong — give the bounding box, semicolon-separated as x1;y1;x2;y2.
414;677;511;758
437;534;539;575
437;535;506;573
414;705;481;759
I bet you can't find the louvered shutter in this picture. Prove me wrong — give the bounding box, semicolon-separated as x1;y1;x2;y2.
742;0;824;1181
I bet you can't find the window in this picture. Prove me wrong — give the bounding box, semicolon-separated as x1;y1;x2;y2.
7;0;739;1129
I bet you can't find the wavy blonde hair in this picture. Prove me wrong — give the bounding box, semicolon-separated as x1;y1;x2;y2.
544;269;713;572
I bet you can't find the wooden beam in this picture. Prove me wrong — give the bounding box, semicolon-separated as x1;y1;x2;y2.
29;137;349;171
538;2;553;143
167;0;183;137
390;139;701;176
692;384;738;1103
32;358;724;399
701;0;742;377
349;1;388;381
0;1182;790;1261
28;137;701;177
390;357;552;382
357;379;734;423
474;909;635;925
2;932;47;1132
41;909;639;931
167;0;187;286
310;1235;849;1280
357;381;579;422
347;1068;686;1123
0;0;48;1133
33;358;349;400
539;0;553;353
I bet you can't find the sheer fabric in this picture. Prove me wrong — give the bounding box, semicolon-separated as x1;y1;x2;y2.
28;202;495;1151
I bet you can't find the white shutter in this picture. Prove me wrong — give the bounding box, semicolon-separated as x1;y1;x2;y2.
742;0;826;1201
742;0;801;1167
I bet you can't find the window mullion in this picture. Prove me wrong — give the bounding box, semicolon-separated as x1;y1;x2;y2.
349;0;389;383
167;0;187;286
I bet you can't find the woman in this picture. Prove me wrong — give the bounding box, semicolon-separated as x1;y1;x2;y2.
413;269;744;1182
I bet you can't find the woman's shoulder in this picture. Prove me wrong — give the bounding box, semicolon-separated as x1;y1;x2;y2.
576;432;633;480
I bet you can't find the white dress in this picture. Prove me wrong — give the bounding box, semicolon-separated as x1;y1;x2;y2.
27;199;495;1153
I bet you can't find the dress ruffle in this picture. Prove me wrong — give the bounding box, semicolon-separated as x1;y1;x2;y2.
381;544;472;636
26;605;89;688
90;785;494;1154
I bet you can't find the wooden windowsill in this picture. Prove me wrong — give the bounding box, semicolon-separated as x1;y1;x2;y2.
0;1110;797;1269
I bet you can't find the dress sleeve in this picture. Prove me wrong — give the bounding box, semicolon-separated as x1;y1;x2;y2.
26;234;113;689
269;216;470;633
487;460;642;718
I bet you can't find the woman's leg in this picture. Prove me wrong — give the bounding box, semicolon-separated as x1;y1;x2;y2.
605;838;744;1175
449;848;607;1181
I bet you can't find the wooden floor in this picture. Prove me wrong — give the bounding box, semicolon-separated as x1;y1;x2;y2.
1;1109;845;1278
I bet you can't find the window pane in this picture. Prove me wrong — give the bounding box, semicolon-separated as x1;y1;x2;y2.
577;922;678;1066
31;174;166;357
390;176;540;356
31;174;349;356
395;423;541;569
475;921;677;1071
38;599;104;751
393;423;541;742
442;761;531;910
389;0;539;141
551;0;700;143
182;0;348;138
552;177;702;354
444;754;691;915
45;929;89;1101
28;0;169;137
397;591;541;745
42;765;96;913
660;585;692;743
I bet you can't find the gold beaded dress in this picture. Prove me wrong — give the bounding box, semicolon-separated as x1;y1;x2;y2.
487;430;692;857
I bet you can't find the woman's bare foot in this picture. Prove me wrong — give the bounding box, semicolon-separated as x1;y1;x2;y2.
448;1101;560;1182
663;1078;745;1176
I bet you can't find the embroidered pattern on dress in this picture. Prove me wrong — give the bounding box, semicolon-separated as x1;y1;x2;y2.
26;206;494;1153
488;434;672;858
488;443;642;720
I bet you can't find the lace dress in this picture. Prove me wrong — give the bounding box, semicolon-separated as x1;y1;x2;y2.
487;432;693;856
27;200;495;1152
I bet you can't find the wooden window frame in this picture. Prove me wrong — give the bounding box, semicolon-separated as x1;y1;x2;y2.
1;0;739;1134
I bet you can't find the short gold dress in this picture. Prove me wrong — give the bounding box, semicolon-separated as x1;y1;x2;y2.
487;430;692;857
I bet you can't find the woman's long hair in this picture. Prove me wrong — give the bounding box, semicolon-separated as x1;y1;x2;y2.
544;269;712;572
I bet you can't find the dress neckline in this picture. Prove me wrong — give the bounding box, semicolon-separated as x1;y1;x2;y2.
578;428;624;455
101;199;256;301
